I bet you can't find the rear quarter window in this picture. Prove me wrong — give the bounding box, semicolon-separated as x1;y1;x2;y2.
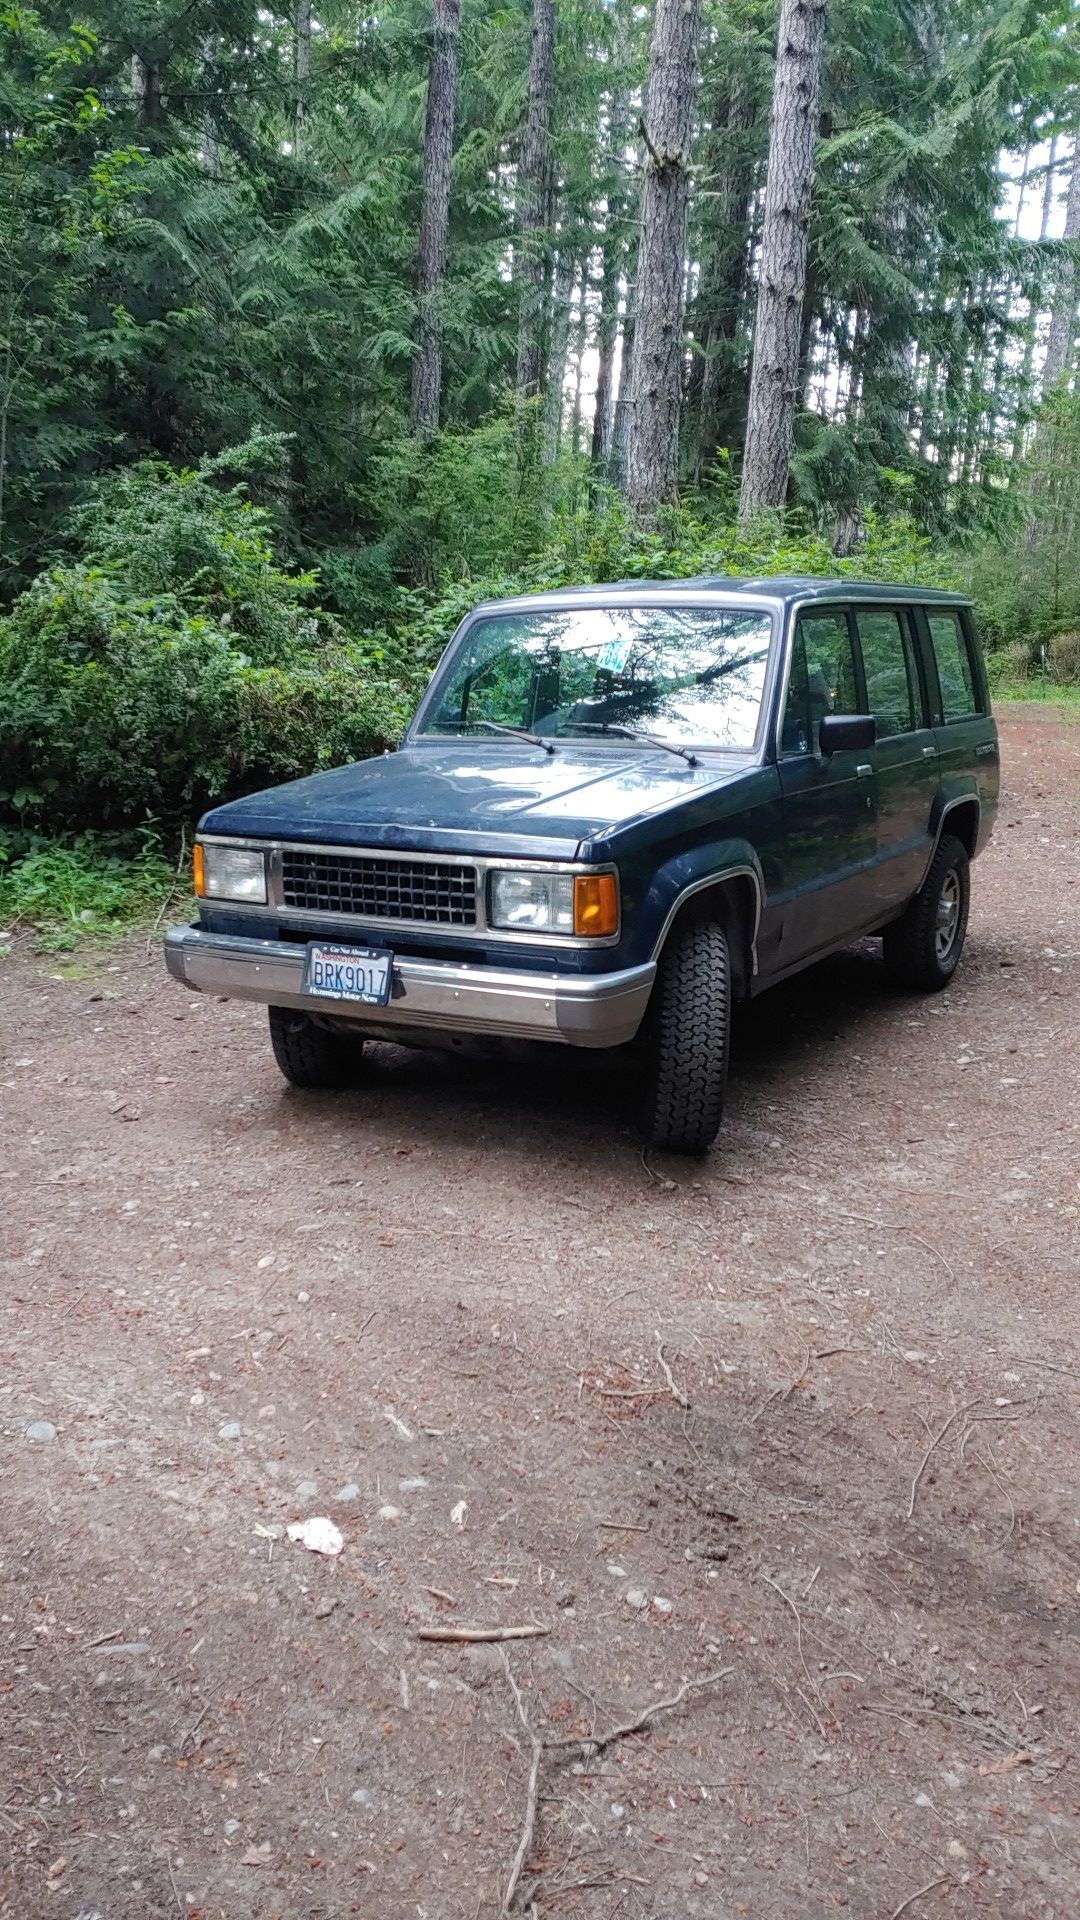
927;610;980;721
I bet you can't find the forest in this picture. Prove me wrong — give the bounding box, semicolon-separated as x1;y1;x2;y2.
2;0;1080;897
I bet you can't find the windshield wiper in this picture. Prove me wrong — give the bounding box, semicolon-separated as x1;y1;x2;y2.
475;720;556;755
567;722;699;767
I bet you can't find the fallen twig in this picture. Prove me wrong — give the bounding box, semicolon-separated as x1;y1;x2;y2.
596;1519;650;1533
834;1210;955;1283
545;1667;733;1755
79;1629;124;1653
423;1585;459;1606
907;1403;975;1520
145;828;188;956
889;1874;950;1918
499;1650;543;1917
655;1331;689;1408
416;1624;550;1643
760;1572;819;1699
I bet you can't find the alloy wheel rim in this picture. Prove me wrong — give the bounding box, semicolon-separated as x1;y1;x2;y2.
935;869;961;960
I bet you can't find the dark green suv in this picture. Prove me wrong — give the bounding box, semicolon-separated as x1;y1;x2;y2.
167;576;999;1153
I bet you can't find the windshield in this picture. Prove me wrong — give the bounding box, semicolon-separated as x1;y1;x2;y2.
418;604;774;752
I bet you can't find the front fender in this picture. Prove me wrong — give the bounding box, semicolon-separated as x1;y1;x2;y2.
617;838;766;971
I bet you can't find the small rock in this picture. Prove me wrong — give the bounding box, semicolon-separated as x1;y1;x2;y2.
256;1254;274;1270
223;1818;241;1838
399;1476;428;1493
610;1803;626;1821
189;1390;206;1408
147;1746;165;1762
625;1588;648;1610
218;1422;242;1441
378;1504;401;1522
352;1788;374;1807
26;1420;56;1443
294;1479;318;1500
335;1482;360;1502
314;1597;340;1620
652;1596;673;1615
240;1842;271;1867
693;1871;708;1886
606;1563;626;1578
297;1290;311;1304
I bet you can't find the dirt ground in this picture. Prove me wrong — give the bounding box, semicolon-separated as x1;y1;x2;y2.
1;704;1078;1920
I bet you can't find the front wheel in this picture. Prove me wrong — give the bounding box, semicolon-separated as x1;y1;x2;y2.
640;919;731;1155
268;1006;365;1088
882;832;970;991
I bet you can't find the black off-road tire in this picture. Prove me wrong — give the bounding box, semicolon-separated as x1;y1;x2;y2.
882;832;970;992
268;1006;364;1088
640;919;731;1155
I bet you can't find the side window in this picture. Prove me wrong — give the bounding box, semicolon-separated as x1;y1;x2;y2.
782;611;859;756
854;608;918;738
928;611;979;721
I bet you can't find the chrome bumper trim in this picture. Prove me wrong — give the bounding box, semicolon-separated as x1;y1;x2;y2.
164;927;655;1049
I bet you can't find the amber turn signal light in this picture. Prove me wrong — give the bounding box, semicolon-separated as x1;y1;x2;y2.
192;842;206;897
573;871;618;937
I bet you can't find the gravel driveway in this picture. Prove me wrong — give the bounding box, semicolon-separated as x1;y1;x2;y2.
2;704;1078;1920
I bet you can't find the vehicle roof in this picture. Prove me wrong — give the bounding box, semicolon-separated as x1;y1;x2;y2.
467;575;970;614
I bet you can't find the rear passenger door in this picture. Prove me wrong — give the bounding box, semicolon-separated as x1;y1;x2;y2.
851;605;939;919
921;604;996;798
775;605;878;963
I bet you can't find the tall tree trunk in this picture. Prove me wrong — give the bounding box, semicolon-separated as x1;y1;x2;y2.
610;293;635;488
570;271;589;455
515;0;556;412
1040;135;1080;400
410;0;460;440
624;0;703;521
591;14;631;469
738;0;828;521
199;36;219;173
543;244;577;460
1013;134;1059;462
292;0;311;148
695;69;755;480
131;52;162;126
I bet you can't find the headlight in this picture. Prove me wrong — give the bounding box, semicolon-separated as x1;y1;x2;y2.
194;842;268;904
488;869;618;937
490;869;575;933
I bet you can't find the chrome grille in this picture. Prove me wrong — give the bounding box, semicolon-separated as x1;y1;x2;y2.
281;850;477;926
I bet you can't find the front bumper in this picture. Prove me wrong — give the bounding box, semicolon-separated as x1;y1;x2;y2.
164;926;655;1049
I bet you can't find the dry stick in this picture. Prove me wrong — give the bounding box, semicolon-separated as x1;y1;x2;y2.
655;1331;689;1408
907;1404;973;1520
416;1624;550;1644
760;1573;820;1702
889;1874;950;1919
834;1210;955;1284
145;827;188;956
545;1668;734;1756
499;1650;542;1918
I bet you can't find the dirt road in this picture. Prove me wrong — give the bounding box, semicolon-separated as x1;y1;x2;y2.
2;705;1078;1920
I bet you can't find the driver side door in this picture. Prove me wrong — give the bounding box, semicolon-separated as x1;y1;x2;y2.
774;606;879;966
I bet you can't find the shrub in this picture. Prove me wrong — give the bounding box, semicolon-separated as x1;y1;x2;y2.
1047;629;1080;684
0;438;423;833
0;832;176;948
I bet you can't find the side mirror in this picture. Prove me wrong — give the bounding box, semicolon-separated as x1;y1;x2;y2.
819;713;877;755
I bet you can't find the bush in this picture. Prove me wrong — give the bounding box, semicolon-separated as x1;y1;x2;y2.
0;440;423;834
0;833;176;948
1048;629;1080;684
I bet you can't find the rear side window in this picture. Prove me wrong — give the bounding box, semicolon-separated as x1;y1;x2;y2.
854;609;918;737
928;611;979;720
782;611;860;755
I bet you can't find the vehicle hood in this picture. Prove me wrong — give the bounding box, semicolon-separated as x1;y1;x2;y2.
200;742;749;859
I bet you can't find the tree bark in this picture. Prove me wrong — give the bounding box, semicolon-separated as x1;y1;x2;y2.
410;0;460;439
543;244;577;460
1012;134;1058;462
591;14;631;469
624;0;703;521
694;68;755;480
1040;135;1080;400
738;0;828;520
515;0;556;411
292;0;311;147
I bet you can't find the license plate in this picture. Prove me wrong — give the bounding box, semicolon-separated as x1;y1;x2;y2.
303;942;393;1006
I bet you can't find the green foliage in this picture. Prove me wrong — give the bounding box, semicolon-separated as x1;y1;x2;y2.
0;440;420;832
0;831;176;948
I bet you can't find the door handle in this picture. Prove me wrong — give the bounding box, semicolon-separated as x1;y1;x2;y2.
922;746;936;758
855;763;873;777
